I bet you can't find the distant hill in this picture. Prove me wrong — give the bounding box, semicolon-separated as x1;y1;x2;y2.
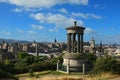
0;38;29;44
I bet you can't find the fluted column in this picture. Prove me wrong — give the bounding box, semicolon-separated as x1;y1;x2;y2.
72;33;76;53
77;33;80;53
67;33;71;53
80;34;83;53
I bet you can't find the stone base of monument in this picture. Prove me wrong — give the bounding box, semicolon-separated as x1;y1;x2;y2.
63;52;87;72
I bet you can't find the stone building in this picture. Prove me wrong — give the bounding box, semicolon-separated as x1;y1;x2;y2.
0;52;15;61
8;44;18;53
22;44;30;52
96;41;104;54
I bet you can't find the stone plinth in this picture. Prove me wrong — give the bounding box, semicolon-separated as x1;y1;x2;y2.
63;53;87;72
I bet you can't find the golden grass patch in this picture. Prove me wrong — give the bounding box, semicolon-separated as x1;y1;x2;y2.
86;72;120;80
21;76;84;80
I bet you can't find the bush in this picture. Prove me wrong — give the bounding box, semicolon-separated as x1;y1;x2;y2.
29;69;34;77
14;61;56;74
86;53;97;62
17;52;29;60
91;55;120;75
0;69;18;80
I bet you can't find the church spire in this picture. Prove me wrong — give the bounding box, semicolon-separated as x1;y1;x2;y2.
54;37;57;43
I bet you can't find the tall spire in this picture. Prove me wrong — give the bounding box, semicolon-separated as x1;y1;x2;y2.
54;37;57;43
100;41;102;47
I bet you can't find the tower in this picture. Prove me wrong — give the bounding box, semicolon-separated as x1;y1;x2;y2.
90;37;95;48
63;21;86;72
54;37;57;43
99;41;104;53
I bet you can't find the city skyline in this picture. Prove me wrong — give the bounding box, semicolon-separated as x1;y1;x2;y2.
0;0;120;44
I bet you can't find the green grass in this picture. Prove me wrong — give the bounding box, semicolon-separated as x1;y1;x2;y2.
15;70;52;77
50;71;66;75
15;70;87;78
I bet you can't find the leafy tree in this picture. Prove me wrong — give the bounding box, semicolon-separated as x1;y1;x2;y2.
50;55;63;65
23;55;35;65
0;69;18;80
86;53;97;62
17;52;29;60
4;58;10;65
91;55;120;75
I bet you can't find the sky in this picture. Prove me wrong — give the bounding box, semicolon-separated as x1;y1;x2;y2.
0;0;120;44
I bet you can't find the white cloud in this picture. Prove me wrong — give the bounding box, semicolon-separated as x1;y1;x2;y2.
89;13;102;19
71;12;102;19
49;27;58;32
49;29;54;32
85;27;96;34
28;30;37;34
12;8;22;12
1;0;88;8
0;0;7;2
71;12;88;19
4;31;11;35
31;24;45;30
94;4;101;9
12;7;42;12
18;29;25;33
59;8;68;14
30;13;83;28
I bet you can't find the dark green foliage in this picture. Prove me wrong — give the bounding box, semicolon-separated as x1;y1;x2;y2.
0;63;18;80
91;55;120;75
0;52;62;76
17;52;29;60
50;55;63;64
23;55;35;65
86;53;97;62
14;54;57;74
0;61;15;74
0;69;18;80
29;69;34;77
85;53;97;71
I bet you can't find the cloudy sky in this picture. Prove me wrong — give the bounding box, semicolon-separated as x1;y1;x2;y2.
0;0;120;44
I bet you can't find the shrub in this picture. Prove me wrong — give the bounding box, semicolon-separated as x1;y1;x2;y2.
91;55;120;75
0;69;18;80
29;69;34;77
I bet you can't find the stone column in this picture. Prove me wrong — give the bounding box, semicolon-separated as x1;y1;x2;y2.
80;34;83;53
67;33;71;53
83;64;85;75
77;33;80;53
67;59;70;74
67;64;70;74
36;43;38;56
72;33;76;53
57;60;60;71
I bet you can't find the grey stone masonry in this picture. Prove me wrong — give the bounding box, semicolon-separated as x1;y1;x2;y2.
66;21;85;54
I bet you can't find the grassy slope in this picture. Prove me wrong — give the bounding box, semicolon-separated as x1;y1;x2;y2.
16;71;120;80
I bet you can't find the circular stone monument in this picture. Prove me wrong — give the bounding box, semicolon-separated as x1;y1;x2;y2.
63;21;86;72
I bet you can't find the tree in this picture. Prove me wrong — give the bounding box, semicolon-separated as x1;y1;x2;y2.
91;55;120;75
23;55;35;65
86;53;97;62
4;58;10;65
17;52;29;60
86;53;97;71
